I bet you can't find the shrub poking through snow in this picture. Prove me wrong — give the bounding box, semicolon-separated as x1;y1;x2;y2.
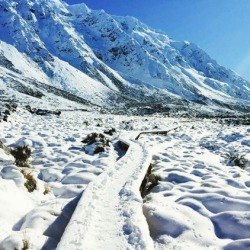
22;231;30;250
147;174;162;191
22;238;30;250
43;184;51;195
140;164;162;197
10;146;31;167
104;128;116;136
0;103;17;122
82;133;107;145
82;133;110;154
21;169;37;192
227;153;248;169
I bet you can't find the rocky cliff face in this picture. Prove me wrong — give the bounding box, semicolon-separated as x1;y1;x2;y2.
0;0;250;114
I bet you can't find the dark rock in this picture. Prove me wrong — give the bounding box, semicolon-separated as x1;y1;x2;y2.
94;145;105;154
118;141;129;151
104;128;116;136
4;109;10;115
25;105;61;116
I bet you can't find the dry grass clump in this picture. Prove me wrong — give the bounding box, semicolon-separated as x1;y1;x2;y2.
22;230;30;250
21;169;37;192
43;184;51;195
22;238;30;250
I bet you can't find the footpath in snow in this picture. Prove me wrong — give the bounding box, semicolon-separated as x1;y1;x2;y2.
57;137;154;250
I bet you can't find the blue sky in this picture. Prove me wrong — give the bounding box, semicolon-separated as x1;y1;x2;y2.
64;0;250;81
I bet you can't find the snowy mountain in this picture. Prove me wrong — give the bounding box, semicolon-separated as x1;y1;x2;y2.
1;1;250;249
0;0;250;114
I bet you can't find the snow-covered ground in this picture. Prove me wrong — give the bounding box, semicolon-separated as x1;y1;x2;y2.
140;121;250;250
0;108;250;249
57;137;154;250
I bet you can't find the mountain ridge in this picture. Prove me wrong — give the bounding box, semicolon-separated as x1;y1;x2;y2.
0;0;250;115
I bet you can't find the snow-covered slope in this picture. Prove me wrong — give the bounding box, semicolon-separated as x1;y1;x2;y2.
0;41;113;110
74;7;250;105
0;0;250;113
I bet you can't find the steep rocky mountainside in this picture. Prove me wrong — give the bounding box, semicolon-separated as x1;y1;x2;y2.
0;0;250;114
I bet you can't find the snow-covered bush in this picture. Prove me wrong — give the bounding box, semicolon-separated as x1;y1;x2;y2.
227;153;247;169
10;146;31;168
0;103;17;122
82;132;110;154
22;237;30;250
104;128;116;136
147;174;162;192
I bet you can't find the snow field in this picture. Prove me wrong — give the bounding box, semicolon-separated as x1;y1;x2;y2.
0;108;177;249
1;107;250;250
0;110;118;249
139;121;250;249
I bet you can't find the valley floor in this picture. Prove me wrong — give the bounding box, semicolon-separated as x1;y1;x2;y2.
0;109;250;250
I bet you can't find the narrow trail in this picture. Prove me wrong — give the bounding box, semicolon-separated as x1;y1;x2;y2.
57;137;154;250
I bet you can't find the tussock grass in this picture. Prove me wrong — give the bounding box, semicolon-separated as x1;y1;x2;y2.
43;184;51;195
21;169;37;192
